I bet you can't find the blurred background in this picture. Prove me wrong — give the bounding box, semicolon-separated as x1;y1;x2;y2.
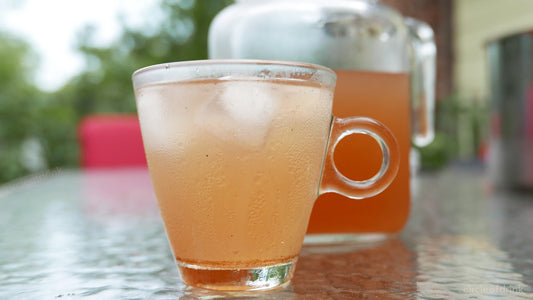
0;0;532;184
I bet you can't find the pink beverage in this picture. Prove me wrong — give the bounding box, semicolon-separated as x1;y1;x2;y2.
133;60;399;291
136;78;333;288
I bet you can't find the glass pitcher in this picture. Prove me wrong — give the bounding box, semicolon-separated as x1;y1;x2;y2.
208;0;435;242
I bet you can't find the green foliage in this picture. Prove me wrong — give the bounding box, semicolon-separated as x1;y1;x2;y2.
0;32;44;182
415;132;455;171
0;0;233;184
59;0;233;116
415;93;490;170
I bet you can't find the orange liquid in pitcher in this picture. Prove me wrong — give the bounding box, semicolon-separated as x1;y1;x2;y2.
307;70;411;234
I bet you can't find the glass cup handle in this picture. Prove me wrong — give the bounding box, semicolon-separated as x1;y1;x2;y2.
319;116;400;199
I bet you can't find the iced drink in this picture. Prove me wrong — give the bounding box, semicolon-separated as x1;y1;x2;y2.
136;78;333;288
132;60;399;291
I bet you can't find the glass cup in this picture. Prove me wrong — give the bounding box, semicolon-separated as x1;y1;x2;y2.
132;59;400;291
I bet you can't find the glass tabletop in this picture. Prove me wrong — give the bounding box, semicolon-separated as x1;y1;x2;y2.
0;167;531;299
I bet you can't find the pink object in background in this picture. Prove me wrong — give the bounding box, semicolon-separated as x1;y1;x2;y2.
78;114;147;168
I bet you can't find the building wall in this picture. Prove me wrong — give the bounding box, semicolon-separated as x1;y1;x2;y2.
454;0;533;103
381;0;453;101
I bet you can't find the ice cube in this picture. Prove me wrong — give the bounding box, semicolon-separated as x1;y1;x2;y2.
136;84;195;151
219;81;275;125
197;80;276;147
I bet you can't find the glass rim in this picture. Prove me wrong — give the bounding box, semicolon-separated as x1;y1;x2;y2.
132;59;337;89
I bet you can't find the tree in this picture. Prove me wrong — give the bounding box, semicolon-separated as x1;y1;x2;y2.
48;0;233;167
0;0;233;183
0;32;47;182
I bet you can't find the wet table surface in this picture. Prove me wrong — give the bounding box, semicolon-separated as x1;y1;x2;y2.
1;166;532;299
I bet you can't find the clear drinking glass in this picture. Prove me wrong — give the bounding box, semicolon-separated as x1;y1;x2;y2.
132;59;399;291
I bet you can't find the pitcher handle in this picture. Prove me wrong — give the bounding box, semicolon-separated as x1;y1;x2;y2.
406;17;436;147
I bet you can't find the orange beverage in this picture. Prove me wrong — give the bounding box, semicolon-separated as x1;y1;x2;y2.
136;77;333;289
307;70;411;235
133;60;399;291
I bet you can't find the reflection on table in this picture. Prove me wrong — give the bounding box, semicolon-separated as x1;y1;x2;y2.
0;167;531;299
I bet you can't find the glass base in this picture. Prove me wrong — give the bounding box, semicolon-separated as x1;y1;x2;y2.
302;233;392;254
304;233;390;245
177;259;297;291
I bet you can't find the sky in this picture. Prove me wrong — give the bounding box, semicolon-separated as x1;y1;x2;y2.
0;0;160;91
